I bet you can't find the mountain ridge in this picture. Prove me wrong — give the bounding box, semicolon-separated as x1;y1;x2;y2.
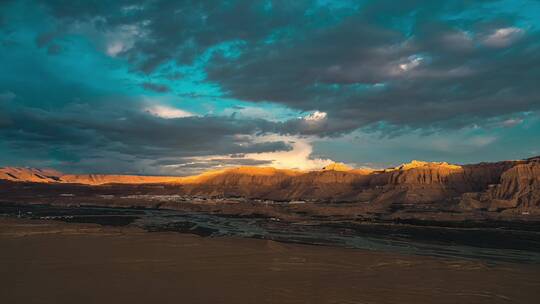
1;157;539;215
0;159;464;185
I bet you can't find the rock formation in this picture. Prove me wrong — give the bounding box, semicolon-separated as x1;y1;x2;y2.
1;156;539;214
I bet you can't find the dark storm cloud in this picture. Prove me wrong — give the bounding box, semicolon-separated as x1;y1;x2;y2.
34;0;540;135
207;7;540;132
37;0;320;73
141;82;170;93
2;0;540;174
0;100;292;173
0;104;279;157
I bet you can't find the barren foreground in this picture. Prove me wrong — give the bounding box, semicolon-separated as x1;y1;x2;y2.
1;218;539;304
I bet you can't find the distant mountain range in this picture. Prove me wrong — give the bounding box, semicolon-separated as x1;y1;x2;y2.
1;156;539;216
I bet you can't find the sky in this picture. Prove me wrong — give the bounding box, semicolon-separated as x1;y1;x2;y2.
1;0;539;175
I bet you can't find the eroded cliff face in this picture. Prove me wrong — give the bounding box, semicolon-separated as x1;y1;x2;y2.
1;157;539;214
459;158;540;213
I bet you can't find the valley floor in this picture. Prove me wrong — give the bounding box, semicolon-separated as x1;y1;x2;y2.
1;218;539;304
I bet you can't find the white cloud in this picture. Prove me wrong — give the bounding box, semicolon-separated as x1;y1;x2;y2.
245;135;334;170
106;41;125;56
144;105;194;119
175;135;335;173
104;24;144;57
388;55;425;76
121;5;144;13
483;27;524;48
303;111;327;121
398;55;423;72
501;118;523;128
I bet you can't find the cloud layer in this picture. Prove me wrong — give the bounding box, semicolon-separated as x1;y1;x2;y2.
1;0;539;173
34;1;540;131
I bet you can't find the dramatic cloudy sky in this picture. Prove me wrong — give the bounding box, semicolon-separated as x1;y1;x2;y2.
1;0;539;175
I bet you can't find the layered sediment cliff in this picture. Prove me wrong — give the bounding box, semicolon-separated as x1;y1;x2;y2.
1;157;539;214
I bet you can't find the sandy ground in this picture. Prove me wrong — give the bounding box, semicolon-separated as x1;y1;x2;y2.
1;218;539;304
